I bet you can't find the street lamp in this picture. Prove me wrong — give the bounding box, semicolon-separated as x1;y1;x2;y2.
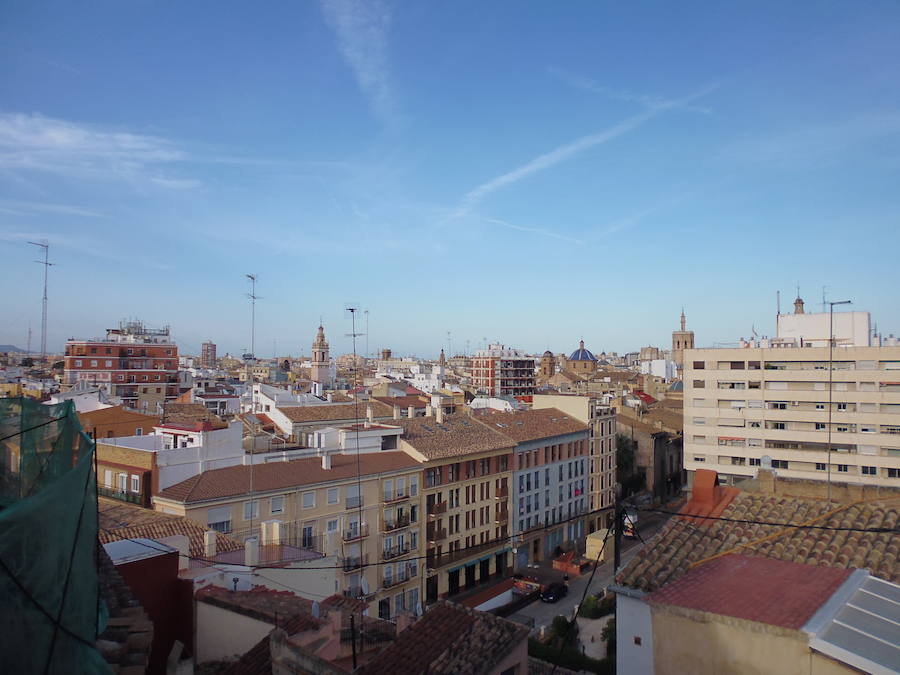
826;299;852;502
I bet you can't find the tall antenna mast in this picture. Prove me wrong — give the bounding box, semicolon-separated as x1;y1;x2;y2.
447;330;452;358
245;274;260;358
364;309;369;359
29;241;52;368
27;323;32;356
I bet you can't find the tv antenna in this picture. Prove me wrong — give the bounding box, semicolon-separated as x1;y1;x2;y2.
29;240;53;367
245;274;262;358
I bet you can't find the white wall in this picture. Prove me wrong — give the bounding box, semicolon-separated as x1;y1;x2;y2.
195;600;273;663
616;593;653;675
777;311;871;347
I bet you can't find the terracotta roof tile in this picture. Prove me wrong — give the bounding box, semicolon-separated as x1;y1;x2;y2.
357;601;529;675
156;451;420;503
161;402;227;429
78;405;158;428
396;414;514;459
98;497;243;558
372;395;427;410
276;401;393;423
478;408;589;443
616;491;900;593
646;554;851;629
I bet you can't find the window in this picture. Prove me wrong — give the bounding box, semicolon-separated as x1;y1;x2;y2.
244;500;259;519
130;475;140;493
327;487;339;504
693;361;705;370
815;463;826;471
327;519;338;532
888;468;900;478
208;506;231;533
75;359;82;367
105;360;113;367
837;464;848;473
271;496;284;514
861;466;877;476
302;491;315;509
409;475;419;496
837;403;848;411
749;458;760;466
692;380;705;388
694;455;706;463
770;422;786;430
771;460;789;469
135;427;143;436
815;423;826;430
90;360;98;367
816;403;825;410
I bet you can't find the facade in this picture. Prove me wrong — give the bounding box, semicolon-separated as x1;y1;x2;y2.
79;405;158;440
532;394;617;532
396;412;515;604
671;310;695;371
153;449;424;619
64;320;179;411
480;409;591;568
565;340;599;376
617;415;684;503
200;341;217;368
470;343;535;402
683;344;900;488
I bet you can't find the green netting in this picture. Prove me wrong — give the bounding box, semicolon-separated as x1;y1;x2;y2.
0;397;108;673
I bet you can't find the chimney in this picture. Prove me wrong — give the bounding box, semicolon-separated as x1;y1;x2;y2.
322;453;332;470
326;393;333;403
204;530;217;558
366;405;374;426
244;537;259;566
393;405;401;420
407;405;415;419
435;406;444;424
425;405;433;418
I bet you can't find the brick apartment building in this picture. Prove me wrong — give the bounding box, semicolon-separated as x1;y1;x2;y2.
64;319;179;412
470;343;535;403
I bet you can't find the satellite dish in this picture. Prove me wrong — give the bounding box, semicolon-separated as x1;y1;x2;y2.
360;578;370;595
415;602;423;617
311;601;320;618
760;455;772;469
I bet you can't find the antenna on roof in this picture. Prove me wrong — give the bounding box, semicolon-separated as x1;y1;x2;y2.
245;274;262;359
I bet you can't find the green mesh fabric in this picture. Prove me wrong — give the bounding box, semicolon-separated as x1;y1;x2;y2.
0;397;108;673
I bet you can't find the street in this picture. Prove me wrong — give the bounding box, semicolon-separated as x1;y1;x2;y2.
515;512;670;633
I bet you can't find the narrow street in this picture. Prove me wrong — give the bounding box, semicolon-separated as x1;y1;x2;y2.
514;510;670;633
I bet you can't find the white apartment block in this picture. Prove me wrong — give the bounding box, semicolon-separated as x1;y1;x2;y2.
683;344;900;487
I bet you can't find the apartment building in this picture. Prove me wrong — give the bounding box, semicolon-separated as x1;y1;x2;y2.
396;411;515;604
683;344;900;487
200;341;217;368
471;343;535;402
153;450;424;619
532;394;617;531
64;319;179;410
480;409;591;568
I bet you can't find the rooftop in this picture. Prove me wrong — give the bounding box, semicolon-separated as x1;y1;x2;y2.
156;451;420;503
357;601;529;675
276;400;393;423
396;413;514;460
77;405;158;428
477;408;589;443
646;554;852;630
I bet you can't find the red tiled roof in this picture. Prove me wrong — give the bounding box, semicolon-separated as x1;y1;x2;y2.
276;401;393;423
156;451;420;503
372;395;427;409
478;408;589;443
646;554;851;630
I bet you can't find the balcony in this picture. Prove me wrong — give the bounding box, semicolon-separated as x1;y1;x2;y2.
494;508;509;524
382;514;412;532
97;486;146;506
342;524;369;542
343;584;374;599
382;543;411;561
494;486;509;499
427;526;447;543
339;554;369;572
383;568;415;588
345;495;364;509
383;490;410;504
427;501;447;517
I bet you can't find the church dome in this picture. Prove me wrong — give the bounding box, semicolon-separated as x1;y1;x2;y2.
542;350;554;358
568;340;597;362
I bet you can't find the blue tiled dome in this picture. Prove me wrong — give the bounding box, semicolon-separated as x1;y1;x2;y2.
568;340;597;362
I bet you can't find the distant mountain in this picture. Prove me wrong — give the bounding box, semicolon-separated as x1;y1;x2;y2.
0;345;26;353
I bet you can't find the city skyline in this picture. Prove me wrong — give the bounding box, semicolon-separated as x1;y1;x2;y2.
2;2;899;355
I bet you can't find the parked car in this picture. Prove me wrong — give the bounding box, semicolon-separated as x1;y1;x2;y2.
540;582;568;603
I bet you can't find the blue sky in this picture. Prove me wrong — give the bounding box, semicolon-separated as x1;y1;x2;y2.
1;1;899;359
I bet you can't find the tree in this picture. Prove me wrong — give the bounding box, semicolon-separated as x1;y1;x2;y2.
601;618;616;657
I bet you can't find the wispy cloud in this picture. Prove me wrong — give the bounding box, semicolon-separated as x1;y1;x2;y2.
0;111;198;188
548;68;713;115
481;216;583;244
454;84;716;218
319;0;397;128
0;199;104;218
593;182;724;238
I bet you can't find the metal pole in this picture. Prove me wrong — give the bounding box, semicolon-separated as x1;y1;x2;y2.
29;241;52;368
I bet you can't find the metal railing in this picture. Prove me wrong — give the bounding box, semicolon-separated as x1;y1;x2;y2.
383;491;410;504
382;514;412;532
382;543;411;561
340;554;369;572
427;501;447;516
97;486;145;505
346;495;364;509
343;524;369;542
426;527;447;542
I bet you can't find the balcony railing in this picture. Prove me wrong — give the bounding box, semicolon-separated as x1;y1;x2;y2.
430;540;497;568
382;543;411;561
494;508;509;524
494;486;509;499
383;491;410;504
427;527;447;543
346;495;364;509
98;486;145;505
343;524;369;542
340;554;369;572
383;568;416;588
382;514;412;532
427;501;447;517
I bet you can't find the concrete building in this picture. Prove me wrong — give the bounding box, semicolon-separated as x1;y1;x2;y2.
479;409;591;568
532;394;617;532
395;413;515;604
310;325;335;389
200;340;217;368
671;310;695;372
683;338;900;488
471;343;535;403
64;319;179;411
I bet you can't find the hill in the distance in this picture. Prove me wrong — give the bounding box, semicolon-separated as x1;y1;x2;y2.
0;345;25;353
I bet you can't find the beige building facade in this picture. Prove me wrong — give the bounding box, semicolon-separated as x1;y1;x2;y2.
683;345;900;487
